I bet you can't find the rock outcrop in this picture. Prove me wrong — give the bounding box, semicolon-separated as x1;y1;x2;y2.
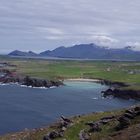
86;115;115;133
22;76;63;88
84;105;140;139
102;88;140;100
116;106;140;130
43;116;73;140
0;69;63;88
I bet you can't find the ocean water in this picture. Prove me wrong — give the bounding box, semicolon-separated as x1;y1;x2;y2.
0;81;139;134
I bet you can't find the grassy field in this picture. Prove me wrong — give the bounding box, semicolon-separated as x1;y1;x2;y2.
1;56;140;89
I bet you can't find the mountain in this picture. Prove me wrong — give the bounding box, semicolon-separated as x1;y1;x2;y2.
8;50;37;56
8;43;140;60
40;43;140;60
39;50;51;56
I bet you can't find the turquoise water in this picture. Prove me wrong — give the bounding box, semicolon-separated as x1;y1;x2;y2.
0;81;139;134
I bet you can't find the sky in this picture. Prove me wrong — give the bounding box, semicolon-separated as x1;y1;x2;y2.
0;0;140;53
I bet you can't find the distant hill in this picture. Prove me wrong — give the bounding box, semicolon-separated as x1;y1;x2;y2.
8;43;140;60
8;50;37;56
39;43;140;60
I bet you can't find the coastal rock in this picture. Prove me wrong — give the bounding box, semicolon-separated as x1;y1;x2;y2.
60;116;72;123
59;116;73;129
101;88;114;96
0;70;63;88
102;88;140;100
22;76;63;88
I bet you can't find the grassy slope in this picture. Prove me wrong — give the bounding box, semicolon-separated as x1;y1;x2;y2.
0;110;123;140
0;109;140;140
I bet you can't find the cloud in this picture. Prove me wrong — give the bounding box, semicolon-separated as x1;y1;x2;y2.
0;0;140;53
89;35;119;47
36;27;64;35
126;42;140;51
45;36;63;40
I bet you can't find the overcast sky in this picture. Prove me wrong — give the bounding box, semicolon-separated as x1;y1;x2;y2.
0;0;140;53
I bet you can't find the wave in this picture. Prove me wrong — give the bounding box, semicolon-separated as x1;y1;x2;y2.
92;97;98;100
0;83;57;90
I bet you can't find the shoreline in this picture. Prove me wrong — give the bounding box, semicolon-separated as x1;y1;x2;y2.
64;78;140;101
64;78;128;87
0;82;58;90
64;78;100;82
1;105;140;140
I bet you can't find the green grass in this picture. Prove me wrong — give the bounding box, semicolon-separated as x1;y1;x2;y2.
1;58;140;89
1;109;140;140
56;111;122;140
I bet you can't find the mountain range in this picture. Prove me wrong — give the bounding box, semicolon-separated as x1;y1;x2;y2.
8;43;140;60
8;50;37;56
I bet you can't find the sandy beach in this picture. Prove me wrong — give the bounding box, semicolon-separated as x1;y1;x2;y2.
64;78;100;82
